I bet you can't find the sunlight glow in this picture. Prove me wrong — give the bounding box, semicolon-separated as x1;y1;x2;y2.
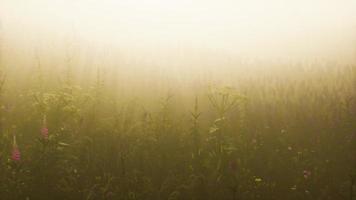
1;0;356;62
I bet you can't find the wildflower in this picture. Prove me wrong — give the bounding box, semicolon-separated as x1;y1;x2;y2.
291;185;297;190
11;135;21;162
255;177;262;182
303;170;311;179
41;127;49;140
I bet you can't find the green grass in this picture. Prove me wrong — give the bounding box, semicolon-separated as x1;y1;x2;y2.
0;63;355;200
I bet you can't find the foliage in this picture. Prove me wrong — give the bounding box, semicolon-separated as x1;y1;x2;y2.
0;64;355;200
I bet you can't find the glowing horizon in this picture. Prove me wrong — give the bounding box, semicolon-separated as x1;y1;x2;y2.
1;0;356;64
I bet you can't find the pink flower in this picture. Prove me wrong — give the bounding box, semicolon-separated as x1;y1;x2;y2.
303;170;311;179
11;136;20;162
11;146;21;161
41;127;49;140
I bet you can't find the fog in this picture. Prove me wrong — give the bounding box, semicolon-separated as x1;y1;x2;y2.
1;2;356;198
1;0;356;66
0;0;355;94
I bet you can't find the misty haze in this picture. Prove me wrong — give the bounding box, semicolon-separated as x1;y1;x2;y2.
0;0;355;199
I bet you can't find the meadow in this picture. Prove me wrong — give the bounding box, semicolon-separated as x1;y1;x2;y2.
0;60;355;200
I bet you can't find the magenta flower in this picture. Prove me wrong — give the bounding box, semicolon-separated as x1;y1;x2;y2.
11;136;21;162
11;146;21;161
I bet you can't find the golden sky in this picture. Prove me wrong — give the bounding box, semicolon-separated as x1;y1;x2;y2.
1;0;356;62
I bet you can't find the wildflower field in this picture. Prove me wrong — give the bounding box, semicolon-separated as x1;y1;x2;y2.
0;62;355;200
1;0;356;199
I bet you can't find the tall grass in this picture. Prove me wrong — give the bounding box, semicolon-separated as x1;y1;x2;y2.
0;62;355;200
